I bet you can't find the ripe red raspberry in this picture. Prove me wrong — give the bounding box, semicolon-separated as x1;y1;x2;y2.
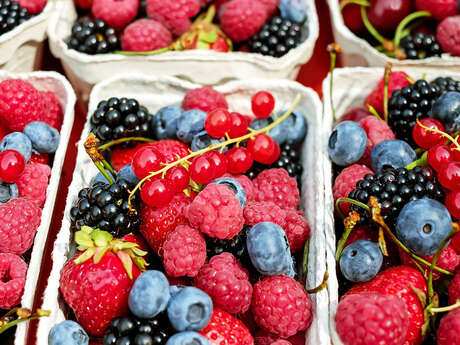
253;168;300;210
16;163;51;207
438;309;460;345
29;153;49;165
17;0;45;13
182;87;228;113
416;0;459;21
358;116;395;166
146;0;200;36
0;198;41;255
0;79;47;132
92;0;138;30
40;91;63;130
333;164;373;214
243;201;287;227
187;184;244;239
220;0;267;42
163;225;206;277
252;275;312;338
335;292;408;345
195;252;252;314
258;0;279;17
121;19;172;52
223;173;256;202
283;209;310;253
0;253;27;309
449;271;460;304
437;15;460;57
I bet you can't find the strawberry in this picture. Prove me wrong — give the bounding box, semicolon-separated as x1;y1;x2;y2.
151;139;190;164
199;308;254;345
59;227;147;336
345;266;427;345
111;143;154;172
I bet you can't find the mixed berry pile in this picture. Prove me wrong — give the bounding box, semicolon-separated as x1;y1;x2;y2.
48;86;312;345
68;0;308;57
329;69;460;345
0;0;45;36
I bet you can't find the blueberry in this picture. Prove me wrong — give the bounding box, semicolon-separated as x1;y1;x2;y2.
169;285;185;300
279;0;308;23
90;170;116;186
128;270;170;319
431;91;460;129
396;198;452;256
0;132;32;162
191;130;225;152
176;110;207;145
0;180;18;203
167;287;213;332
166;331;210;345
339;240;383;282
24;122;60;153
211;177;246;207
48;320;89;345
246;222;294;276
152;106;184;140
328;121;367;166
281;109;308;143
118;164;140;185
371;140;416;174
250;117;286;144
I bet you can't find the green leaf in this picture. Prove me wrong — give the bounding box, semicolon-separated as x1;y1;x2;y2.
74;230;94;250
90;229;113;247
74;248;96;265
200;32;218;43
117;250;134;280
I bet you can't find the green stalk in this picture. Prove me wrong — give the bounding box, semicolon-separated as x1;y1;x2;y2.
366;104;383;120
360;6;386;45
95;161;114;184
430;300;460;313
98;137;155;151
406;151;428;170
393;11;432;51
327;44;341;123
115;47;170;56
339;0;370;10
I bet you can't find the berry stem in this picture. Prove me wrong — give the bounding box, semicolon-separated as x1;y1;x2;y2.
327;43;342;123
405;151;428;170
335;197;370;219
306;271;329;294
336;211;361;261
383;63;391;123
360;6;393;50
301;238;309;283
393;11;432;58
339;0;370;11
0;308;50;335
115;47;170;56
430;299;460;314
366;104;383;121
98;137;155;152
417;119;460;150
95;161;114;184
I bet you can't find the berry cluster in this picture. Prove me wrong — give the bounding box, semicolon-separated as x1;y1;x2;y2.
0;0;32;35
68;17;119;55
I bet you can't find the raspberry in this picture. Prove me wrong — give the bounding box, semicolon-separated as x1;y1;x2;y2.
333;164;373;214
195;252;252;314
283;209;310;253
187;184;244;239
92;0;138;30
146;0;199;36
252;275;312;338
415;0;459;21
253;168;300;210
449;271;460;304
29;153;49;165
182;87;228;113
258;0;279;17
271;341;291;345
220;0;267;42
16;163;51;207
0;253;27;309
121;19;172;52
163;225;206;277
358;116;395;166
40;91;63;130
223;173;256;202
0;79;47;132
437;308;460;345
335;292;408;345
437;15;460;57
243;201;287;227
0;198;41;255
254;330;304;345
17;0;45;14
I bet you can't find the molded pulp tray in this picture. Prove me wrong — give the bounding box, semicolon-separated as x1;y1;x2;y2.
47;0;319;101
322;67;460;345
1;71;77;345
35;76;328;345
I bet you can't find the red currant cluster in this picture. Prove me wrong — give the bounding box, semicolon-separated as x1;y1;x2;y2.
0;150;25;183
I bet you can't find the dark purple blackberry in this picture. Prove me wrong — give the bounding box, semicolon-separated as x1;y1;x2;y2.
68;17;119;55
249;16;302;57
0;0;31;35
348;166;444;226
430;76;460;94
399;32;442;60
388;79;440;146
91;97;153;143
103;313;171;345
69;179;140;238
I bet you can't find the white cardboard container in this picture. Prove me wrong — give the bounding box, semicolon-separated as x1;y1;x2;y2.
35;76;329;345
47;0;319;101
0;2;53;72
322;67;460;345
327;0;460;68
0;71;77;345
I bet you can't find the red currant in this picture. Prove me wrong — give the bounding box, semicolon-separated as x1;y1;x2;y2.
226;147;253;174
190;155;216;184
0;150;25;183
165;165;189;192
439;161;460;191
412;118;445;149
446;190;460;220
205;108;232;138
251;91;275;119
228;112;249;139
205;150;227;178
141;178;174;207
247;133;280;164
427;144;453;172
450;142;460;162
132;146;164;179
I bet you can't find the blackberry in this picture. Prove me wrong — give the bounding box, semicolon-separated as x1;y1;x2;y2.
388;79;440;146
0;0;31;35
68;17;119;55
90;97;153;143
399;32;442;60
348;166;444;226
249;16;303;57
70;179;140;238
430;76;460;95
103;313;171;345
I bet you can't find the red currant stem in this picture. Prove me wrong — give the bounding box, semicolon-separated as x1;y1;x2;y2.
127;94;302;209
0;309;50;335
327;43;341;123
430;300;460;314
366;104;383;121
339;0;370;11
408;255;427;275
360;6;391;48
115;47;170;56
393;11;431;52
306;270;329;294
405;151;428;170
417;119;460;150
95;161;114;184
383;63;391;123
225;133;231;141
98;137;155;152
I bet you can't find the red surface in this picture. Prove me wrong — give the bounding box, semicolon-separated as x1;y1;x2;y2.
24;0;335;343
